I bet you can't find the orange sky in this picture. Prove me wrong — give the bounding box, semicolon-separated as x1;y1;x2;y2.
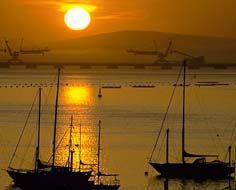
0;0;236;42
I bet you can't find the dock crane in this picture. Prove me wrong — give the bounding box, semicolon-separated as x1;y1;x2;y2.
19;39;50;56
3;39;51;62
0;38;6;53
171;49;205;64
4;40;21;62
128;41;205;64
127;41;173;63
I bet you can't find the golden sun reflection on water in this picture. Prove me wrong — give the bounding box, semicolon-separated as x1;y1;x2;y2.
63;86;92;105
56;115;97;171
56;86;96;170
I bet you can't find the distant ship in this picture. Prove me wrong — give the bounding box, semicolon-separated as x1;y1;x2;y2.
7;69;92;190
149;60;234;179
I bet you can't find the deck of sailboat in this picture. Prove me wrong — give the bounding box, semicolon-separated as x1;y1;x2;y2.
148;60;235;179
149;161;234;179
91;184;120;190
7;169;92;190
6;69;95;190
6;69;120;190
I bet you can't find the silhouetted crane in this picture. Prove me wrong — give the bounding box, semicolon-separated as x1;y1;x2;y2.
127;41;173;63
171;49;205;64
19;39;50;56
3;39;51;62
4;40;21;62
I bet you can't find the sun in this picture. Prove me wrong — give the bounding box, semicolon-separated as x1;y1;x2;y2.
64;7;91;30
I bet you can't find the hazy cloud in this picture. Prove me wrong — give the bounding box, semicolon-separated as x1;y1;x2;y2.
1;0;236;40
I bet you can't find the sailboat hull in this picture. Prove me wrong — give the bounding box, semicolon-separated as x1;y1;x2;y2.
149;162;234;179
91;184;120;190
7;169;92;190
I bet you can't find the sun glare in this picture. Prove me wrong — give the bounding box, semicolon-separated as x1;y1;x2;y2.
64;7;91;30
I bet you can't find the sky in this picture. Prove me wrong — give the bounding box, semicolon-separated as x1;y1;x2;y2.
0;0;236;42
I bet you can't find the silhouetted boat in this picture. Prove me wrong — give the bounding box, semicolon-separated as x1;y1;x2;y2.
90;121;120;190
195;83;229;87
7;69;92;190
149;60;234;179
102;85;121;89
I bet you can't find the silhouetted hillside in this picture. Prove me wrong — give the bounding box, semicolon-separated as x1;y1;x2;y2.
49;31;236;63
53;30;235;50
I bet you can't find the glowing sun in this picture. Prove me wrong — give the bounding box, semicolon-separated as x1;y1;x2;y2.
64;8;91;30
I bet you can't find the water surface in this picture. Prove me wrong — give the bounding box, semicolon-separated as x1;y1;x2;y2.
0;66;236;190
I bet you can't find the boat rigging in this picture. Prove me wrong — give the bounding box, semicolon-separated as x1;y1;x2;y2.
7;69;93;190
90;120;120;190
148;59;235;178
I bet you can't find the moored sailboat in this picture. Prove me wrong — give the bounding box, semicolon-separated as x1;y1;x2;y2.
7;69;92;190
149;60;235;179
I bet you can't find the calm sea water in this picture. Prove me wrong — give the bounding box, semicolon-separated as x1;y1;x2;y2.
0;66;236;190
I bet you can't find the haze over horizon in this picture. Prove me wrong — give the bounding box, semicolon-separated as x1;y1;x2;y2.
1;1;236;63
1;30;235;63
0;0;236;42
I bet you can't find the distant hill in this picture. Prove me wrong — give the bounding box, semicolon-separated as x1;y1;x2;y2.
53;30;236;50
5;31;236;63
50;31;236;63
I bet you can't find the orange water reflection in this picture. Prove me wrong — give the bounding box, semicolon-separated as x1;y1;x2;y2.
55;85;97;171
63;86;92;105
56;116;97;172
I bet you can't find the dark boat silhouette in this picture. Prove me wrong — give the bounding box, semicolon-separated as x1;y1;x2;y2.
149;60;234;179
7;69;92;190
101;85;121;89
90;120;120;190
8;167;91;190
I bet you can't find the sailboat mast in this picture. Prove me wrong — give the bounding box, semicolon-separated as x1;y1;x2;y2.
68;115;73;171
35;87;41;171
229;146;232;167
166;128;169;164
52;68;61;170
97;120;101;184
182;60;186;164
